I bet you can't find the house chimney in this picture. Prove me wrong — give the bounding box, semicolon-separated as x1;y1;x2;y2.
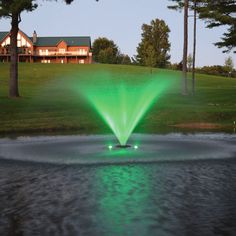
33;30;37;44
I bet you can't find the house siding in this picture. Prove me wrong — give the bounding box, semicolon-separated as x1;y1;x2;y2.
0;30;92;64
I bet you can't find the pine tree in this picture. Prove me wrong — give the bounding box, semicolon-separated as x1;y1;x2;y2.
197;0;236;53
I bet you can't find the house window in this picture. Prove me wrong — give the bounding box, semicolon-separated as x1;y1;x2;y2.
59;48;65;54
78;49;87;55
79;59;85;64
39;49;48;56
41;60;51;63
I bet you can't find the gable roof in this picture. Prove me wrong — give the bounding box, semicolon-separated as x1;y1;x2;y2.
0;32;9;42
30;36;91;47
0;30;91;48
0;30;32;44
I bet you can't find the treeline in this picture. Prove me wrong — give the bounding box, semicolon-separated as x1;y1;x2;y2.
169;56;235;78
92;37;131;65
92;19;171;68
169;64;236;78
92;14;235;79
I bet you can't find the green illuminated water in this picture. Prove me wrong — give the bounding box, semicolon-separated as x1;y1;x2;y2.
74;71;171;145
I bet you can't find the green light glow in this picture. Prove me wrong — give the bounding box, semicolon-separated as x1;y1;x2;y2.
108;145;113;150
134;145;138;150
74;71;171;145
95;166;150;235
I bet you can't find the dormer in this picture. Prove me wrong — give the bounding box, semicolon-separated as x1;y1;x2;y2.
57;40;67;54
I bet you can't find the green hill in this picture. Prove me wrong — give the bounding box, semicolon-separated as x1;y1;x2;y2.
0;63;236;135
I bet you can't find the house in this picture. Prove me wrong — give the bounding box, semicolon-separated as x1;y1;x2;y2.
0;30;92;64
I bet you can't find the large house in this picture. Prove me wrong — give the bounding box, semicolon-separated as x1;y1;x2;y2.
0;30;92;64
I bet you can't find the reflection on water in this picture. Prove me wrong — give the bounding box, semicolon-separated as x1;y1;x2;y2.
95;166;149;236
0;160;236;236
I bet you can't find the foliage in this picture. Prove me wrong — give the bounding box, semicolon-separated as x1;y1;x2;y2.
97;47;118;64
92;37;119;64
168;0;236;52
196;0;236;53
136;19;171;68
196;65;236;78
117;54;132;65
143;44;156;72
187;53;193;71
169;61;183;71
224;56;234;74
169;61;236;78
0;0;37;18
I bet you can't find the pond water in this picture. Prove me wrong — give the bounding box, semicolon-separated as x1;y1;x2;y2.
0;134;236;236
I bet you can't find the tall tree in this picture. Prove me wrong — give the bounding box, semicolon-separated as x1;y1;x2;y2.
168;0;201;95
136;19;171;68
182;0;189;95
0;0;87;98
192;0;197;95
0;0;37;97
92;37;119;64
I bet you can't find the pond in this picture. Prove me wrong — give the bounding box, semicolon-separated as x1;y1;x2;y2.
0;134;236;236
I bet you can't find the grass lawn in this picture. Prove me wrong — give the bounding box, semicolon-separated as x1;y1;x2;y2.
0;63;236;135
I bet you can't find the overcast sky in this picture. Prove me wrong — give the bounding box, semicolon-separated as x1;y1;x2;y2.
1;0;235;67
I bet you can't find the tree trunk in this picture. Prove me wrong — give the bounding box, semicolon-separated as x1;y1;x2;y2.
9;13;20;98
192;0;197;95
182;0;189;95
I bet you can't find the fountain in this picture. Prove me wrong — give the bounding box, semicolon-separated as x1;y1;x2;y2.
73;71;171;147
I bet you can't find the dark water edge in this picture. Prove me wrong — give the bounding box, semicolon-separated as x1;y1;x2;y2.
0;125;235;139
0;158;236;236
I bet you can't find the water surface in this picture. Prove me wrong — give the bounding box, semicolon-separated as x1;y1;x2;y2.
0;134;236;236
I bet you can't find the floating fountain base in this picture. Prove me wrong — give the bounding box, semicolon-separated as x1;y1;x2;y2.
115;144;132;149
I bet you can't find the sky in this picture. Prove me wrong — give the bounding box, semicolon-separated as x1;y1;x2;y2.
0;0;235;67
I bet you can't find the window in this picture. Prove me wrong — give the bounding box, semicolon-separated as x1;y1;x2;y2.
79;59;85;64
41;60;51;63
39;49;48;56
78;49;87;55
59;48;65;54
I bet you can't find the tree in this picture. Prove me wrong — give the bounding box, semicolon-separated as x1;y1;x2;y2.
187;53;193;71
144;44;156;73
197;0;236;53
168;0;190;94
0;0;37;97
117;54;132;65
182;0;189;95
224;56;234;76
136;19;171;68
97;47;118;64
168;0;201;95
192;0;197;95
0;0;76;98
92;37;119;64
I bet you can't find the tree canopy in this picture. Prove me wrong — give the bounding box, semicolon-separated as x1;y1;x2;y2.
92;37;119;64
197;0;236;53
136;19;171;68
168;0;236;53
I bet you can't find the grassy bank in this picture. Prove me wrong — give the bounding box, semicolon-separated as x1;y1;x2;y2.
0;63;236;135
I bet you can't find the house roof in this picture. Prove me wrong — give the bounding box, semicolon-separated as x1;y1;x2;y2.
0;32;9;42
29;36;91;47
0;31;91;47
